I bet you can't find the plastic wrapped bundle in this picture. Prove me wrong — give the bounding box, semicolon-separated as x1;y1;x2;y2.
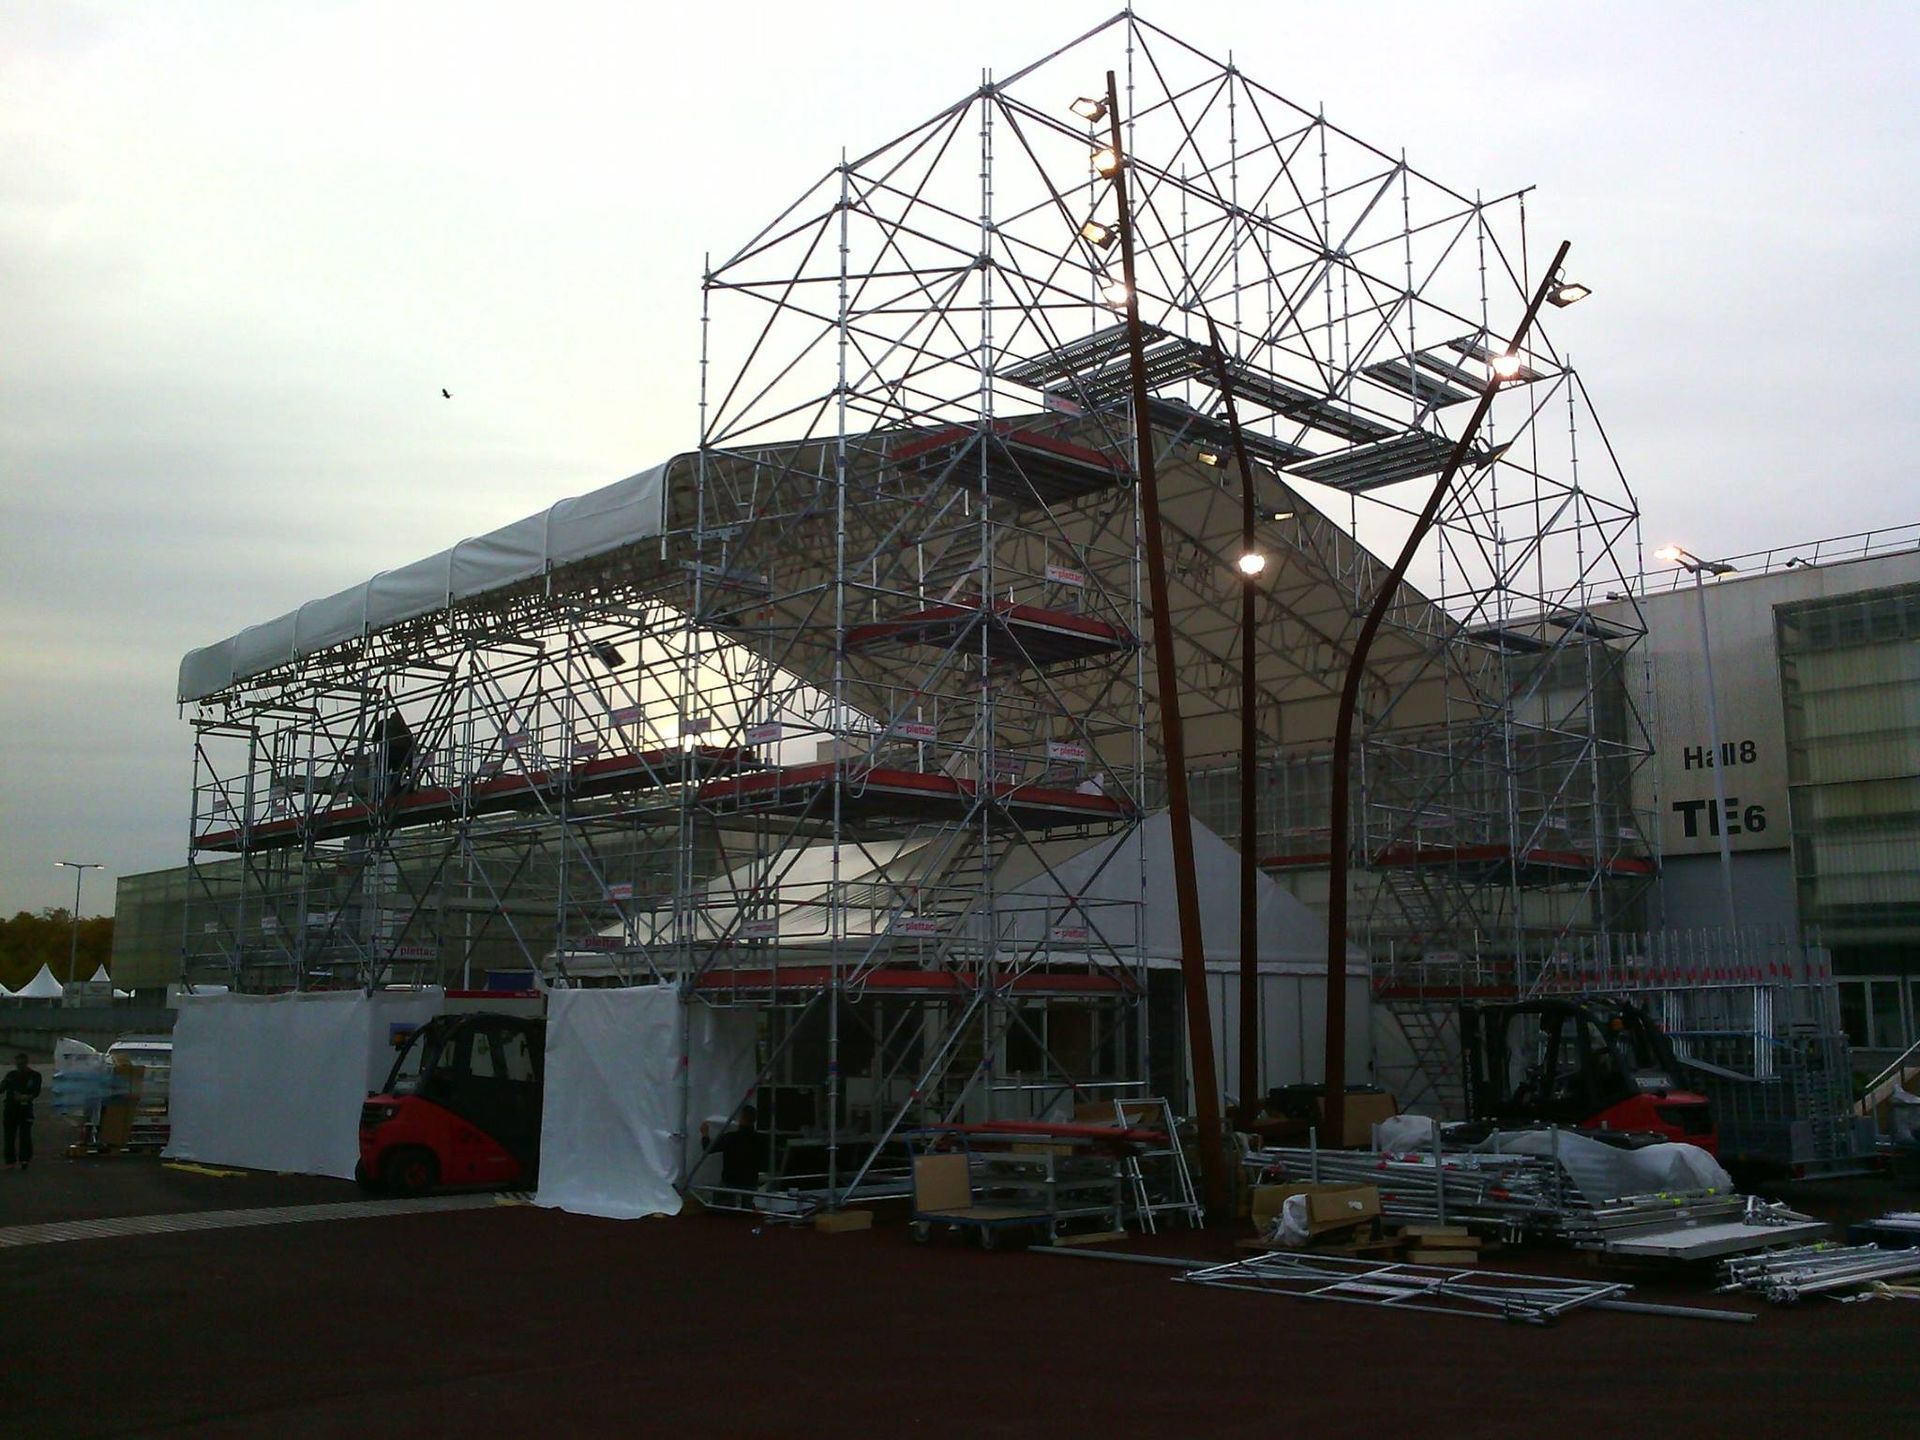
50;1040;128;1117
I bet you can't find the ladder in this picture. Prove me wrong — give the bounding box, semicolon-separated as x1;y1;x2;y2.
1111;1097;1203;1233
1376;1002;1467;1120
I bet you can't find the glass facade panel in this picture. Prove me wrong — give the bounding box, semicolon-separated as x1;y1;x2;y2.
1777;582;1920;941
1870;978;1909;1051
1838;978;1868;1047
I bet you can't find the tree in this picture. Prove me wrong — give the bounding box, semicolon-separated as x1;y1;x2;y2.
0;909;116;992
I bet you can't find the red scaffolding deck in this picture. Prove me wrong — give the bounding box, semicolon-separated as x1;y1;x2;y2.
193;745;754;853
844;599;1134;668
694;762;1132;831
1260;841;1653;884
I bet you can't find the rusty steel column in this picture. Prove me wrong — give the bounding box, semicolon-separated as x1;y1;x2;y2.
1200;317;1262;1120
1322;239;1573;1144
1103;70;1229;1215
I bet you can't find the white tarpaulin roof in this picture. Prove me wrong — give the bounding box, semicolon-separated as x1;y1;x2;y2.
554;812;1366;978
998;811;1367;974
178;462;671;701
13;964;64;999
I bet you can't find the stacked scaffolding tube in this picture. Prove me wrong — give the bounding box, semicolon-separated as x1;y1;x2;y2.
1243;1136;1815;1251
1718;1244;1920;1303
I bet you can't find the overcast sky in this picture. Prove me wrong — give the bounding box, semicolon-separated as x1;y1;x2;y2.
3;1;1916;917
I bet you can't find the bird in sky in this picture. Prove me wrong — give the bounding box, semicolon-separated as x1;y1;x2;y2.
441;388;451;399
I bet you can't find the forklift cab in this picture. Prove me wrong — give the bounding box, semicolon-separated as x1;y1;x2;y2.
359;1013;545;1193
1462;998;1717;1155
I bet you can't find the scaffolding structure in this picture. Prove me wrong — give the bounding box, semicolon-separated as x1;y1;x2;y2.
179;11;1653;1199
1530;928;1875;1174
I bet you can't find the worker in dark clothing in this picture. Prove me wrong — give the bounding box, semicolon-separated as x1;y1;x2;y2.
376;709;416;801
3;1052;43;1170
699;1104;768;1191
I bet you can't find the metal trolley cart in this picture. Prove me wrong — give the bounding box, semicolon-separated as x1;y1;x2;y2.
906;1128;1126;1249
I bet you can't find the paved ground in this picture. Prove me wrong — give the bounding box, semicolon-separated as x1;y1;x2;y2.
2;1157;1912;1438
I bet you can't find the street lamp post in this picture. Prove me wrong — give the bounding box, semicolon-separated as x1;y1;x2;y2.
54;860;104;995
1089;72;1230;1215
1199;316;1267;1120
1655;545;1739;930
1322;242;1583;1144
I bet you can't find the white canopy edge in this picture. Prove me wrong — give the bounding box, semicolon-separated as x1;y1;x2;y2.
178;460;673;702
13;964;65;999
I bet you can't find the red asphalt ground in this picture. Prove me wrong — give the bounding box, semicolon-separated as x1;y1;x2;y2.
2;1160;1912;1439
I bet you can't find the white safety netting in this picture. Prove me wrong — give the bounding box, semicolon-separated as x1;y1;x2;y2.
1480;1127;1734;1200
534;986;684;1220
534;986;760;1219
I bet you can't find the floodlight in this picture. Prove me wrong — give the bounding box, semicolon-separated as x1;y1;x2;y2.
1100;278;1130;308
1490;352;1522;381
1071;96;1109;123
1196;448;1226;468
1080;219;1118;250
1091;147;1121;177
1261;508;1295;523
1237;551;1267;576
1546;280;1592;308
1656;544;1736;576
590;639;625;669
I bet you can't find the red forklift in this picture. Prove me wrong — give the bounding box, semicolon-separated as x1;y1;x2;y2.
358;1012;545;1194
1461;997;1718;1156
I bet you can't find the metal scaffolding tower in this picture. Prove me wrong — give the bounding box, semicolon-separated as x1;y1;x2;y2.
179;10;1652;1182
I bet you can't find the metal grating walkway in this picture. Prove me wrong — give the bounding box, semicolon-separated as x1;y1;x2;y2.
0;1192;524;1250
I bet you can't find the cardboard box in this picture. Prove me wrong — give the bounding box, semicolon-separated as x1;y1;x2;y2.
1313;1091;1398;1148
1250;1182;1382;1238
96;1060;147;1148
1407;1248;1478;1265
813;1209;874;1234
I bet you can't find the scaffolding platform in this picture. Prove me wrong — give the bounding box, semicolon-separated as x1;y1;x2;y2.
194;745;753;852
693;762;1133;830
1260;843;1654;885
844;600;1135;668
691;966;1134;997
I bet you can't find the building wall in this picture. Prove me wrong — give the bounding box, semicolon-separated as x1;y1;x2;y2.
1598;550;1920;1057
1600;550;1920;926
111;863;213;993
1657;851;1799;933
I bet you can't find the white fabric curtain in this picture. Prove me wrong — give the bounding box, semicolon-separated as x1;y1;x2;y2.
535;985;686;1220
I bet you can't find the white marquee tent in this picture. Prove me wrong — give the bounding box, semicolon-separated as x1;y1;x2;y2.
12;965;65;1000
996;811;1373;1098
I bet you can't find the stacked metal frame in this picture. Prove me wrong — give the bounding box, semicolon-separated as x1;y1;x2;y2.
1526;927;1877;1173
